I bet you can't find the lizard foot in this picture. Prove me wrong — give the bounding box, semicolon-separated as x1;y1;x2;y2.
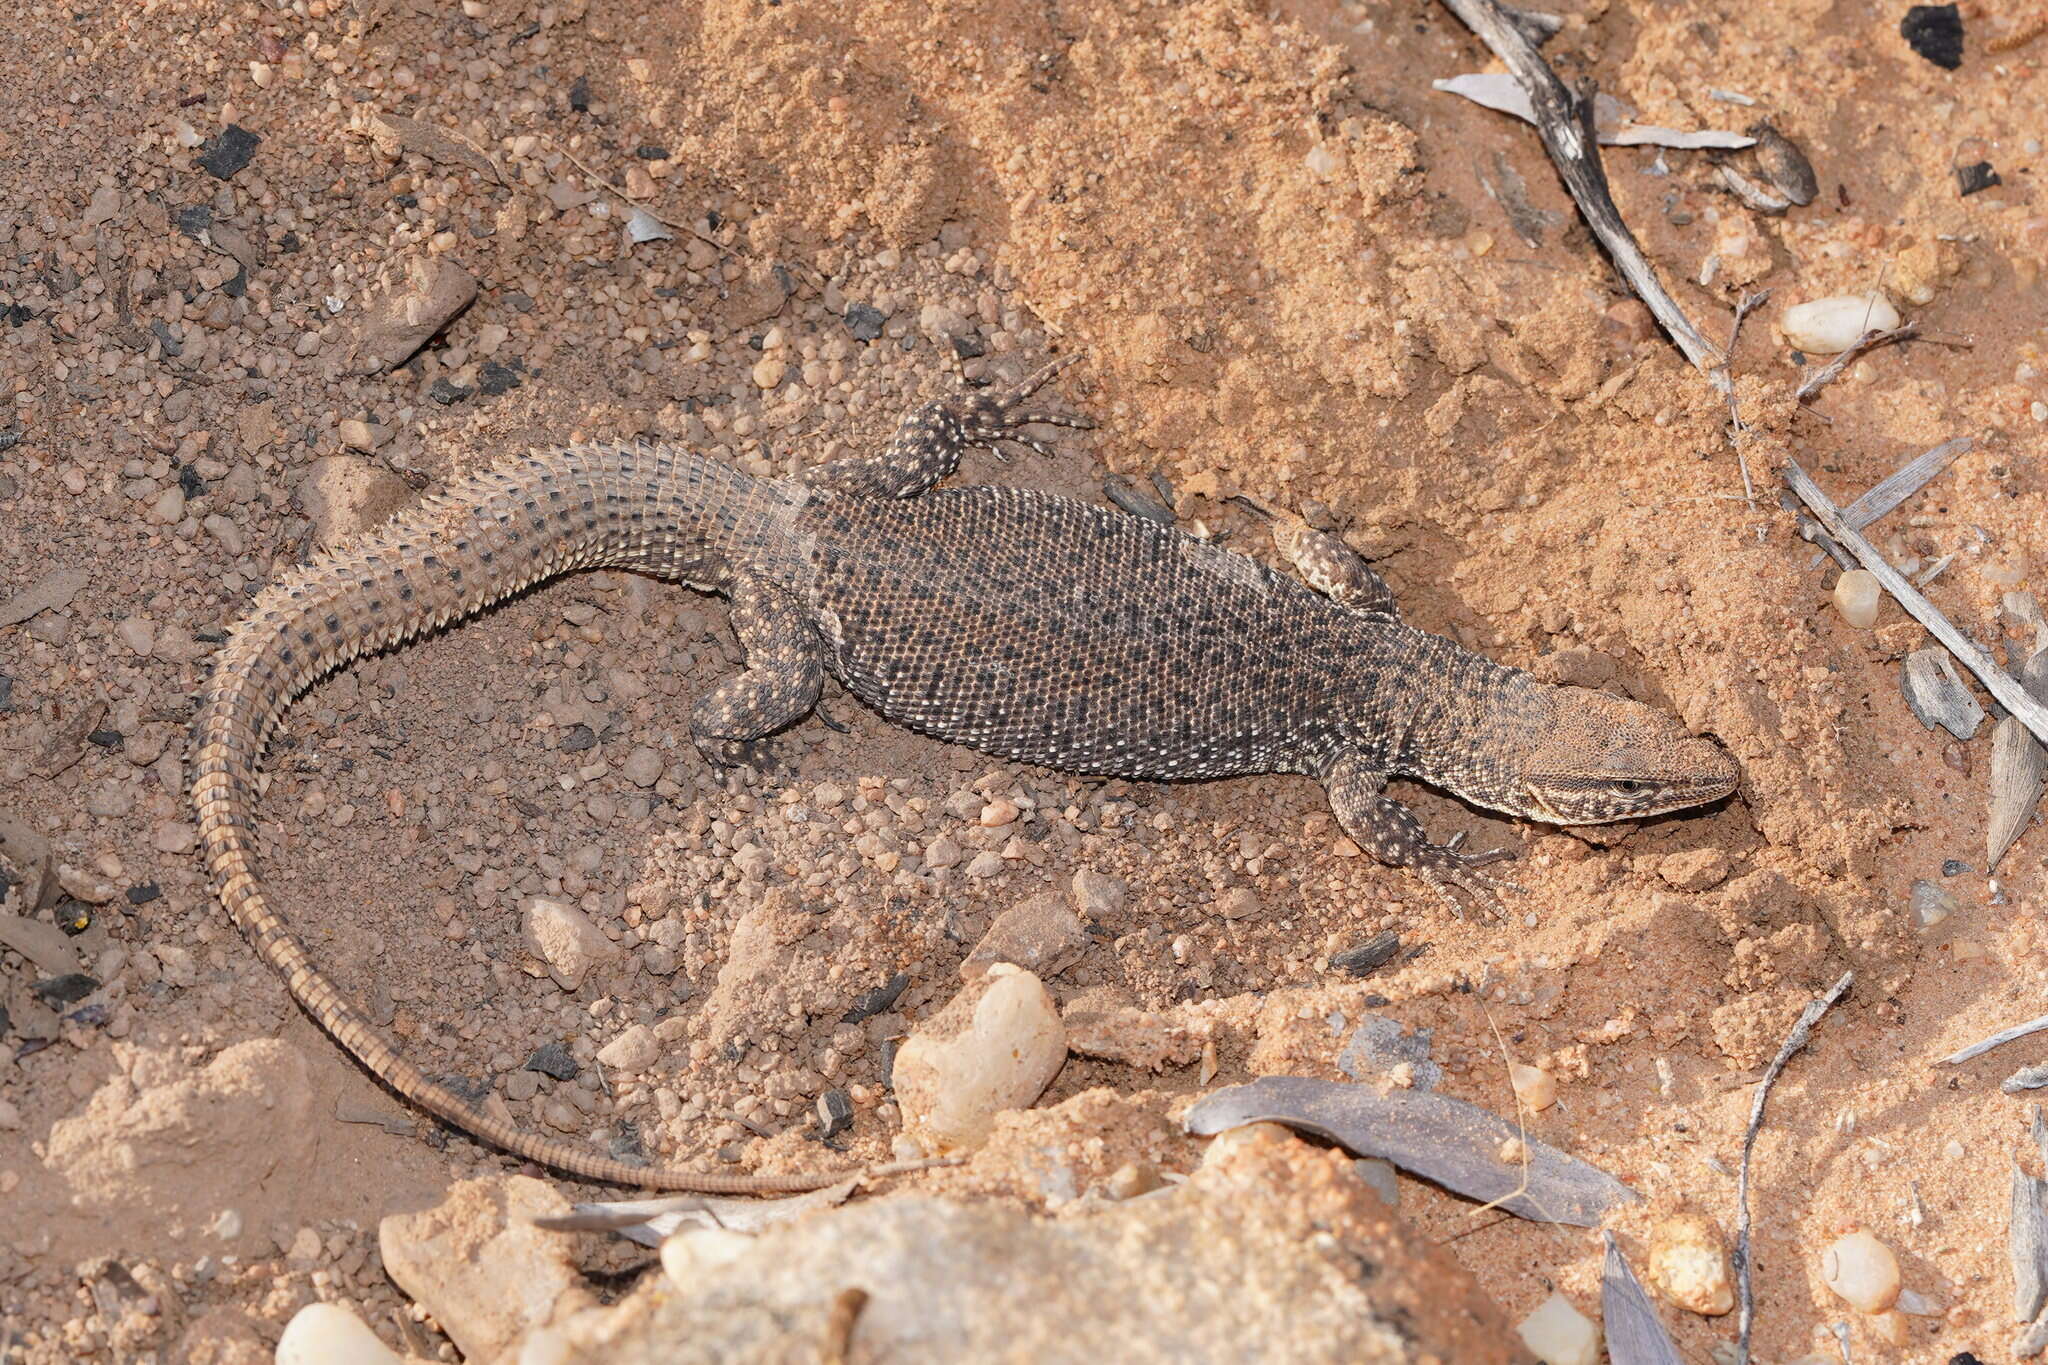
1413;836;1526;921
695;737;794;788
957;354;1094;461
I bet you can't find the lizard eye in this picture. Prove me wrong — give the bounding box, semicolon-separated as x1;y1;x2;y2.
1611;779;1647;795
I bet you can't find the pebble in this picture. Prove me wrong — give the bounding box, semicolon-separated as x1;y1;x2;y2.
1071;867;1127;917
620;745;664;787
1648;1210;1735;1315
1821;1229;1901;1313
660;1226;754;1291
523;897;622;991
274;1302;403;1365
352;254;478;374
922;834;962;870
1508;1063;1557;1111
1780;292;1901;355
595;1023;660;1074
1832;570;1881;629
961;891;1086;980
893;964;1066;1152
978;797;1019;827
203;513;245;556
148;486;186;525
1216;887;1261;920
751;355;787;389
337;418;394;451
1516;1291;1599;1365
963;850;1004;879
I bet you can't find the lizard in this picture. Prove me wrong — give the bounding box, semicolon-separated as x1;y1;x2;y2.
192;355;1739;1192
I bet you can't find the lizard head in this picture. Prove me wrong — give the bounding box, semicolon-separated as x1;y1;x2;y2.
1506;686;1740;824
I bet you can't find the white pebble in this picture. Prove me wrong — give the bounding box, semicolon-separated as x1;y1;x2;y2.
1832;569;1880;629
1517;1291;1599;1365
1509;1063;1557;1112
1781;292;1901;354
595;1023;659;1074
660;1226;753;1290
751;355;787;389
274;1303;401;1365
893;964;1066;1151
1648;1210;1735;1316
1821;1228;1901;1313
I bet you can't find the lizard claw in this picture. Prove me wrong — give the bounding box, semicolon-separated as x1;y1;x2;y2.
962;355;1091;460
1415;839;1525;921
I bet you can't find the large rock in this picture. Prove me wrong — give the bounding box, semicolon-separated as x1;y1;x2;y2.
378;1176;595;1364
350;252;477;374
521;1128;1531;1364
893;964;1065;1152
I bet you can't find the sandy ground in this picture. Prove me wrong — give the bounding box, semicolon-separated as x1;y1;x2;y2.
2;0;2045;1359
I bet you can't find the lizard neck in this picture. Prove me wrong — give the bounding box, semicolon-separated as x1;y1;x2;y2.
1350;628;1553;804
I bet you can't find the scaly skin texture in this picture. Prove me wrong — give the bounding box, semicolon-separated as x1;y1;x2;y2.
193;358;1738;1190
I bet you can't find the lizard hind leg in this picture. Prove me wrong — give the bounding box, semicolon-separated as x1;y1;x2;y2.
691;575;825;776
1324;753;1524;920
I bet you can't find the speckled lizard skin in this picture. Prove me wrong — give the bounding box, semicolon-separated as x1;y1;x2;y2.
192;357;1738;1190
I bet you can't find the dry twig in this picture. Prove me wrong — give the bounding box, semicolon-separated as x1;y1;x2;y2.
1799;436;1974;569
1735;971;1854;1365
1437;0;1726;388
1795;322;1921;404
1786;460;2048;747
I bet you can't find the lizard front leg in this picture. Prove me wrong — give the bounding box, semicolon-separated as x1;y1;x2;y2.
1325;752;1523;918
804;355;1089;499
691;575;825;774
1231;498;1396;616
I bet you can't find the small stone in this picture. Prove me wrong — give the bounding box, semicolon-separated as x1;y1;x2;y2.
116;617;156;655
203;513;245;556
843;303;885;341
523;897;621;991
1832;570;1881;629
1353;1158;1400;1207
1900;3;1964;69
275;1302;403;1365
148;486;187;524
1821;1229;1901;1313
83;186;123;228
152;822;197;855
893;964;1066;1152
1104;1161;1163;1200
660;1226;754;1291
1517;1291;1599;1365
1070;867;1126;917
816;1088;853;1140
962;892;1086;980
1509;1063;1557;1112
620;746;663;787
922;834;962;870
337;418;392;451
1648;1209;1735;1315
751;355;787;389
195;124;261;179
1215;887;1260;920
1781;293;1902;355
524;1042;578;1081
963;850;1004;879
595;1023;660;1074
978;798;1019;827
352;253;478;374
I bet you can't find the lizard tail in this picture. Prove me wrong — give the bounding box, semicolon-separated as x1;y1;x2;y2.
191;444;861;1192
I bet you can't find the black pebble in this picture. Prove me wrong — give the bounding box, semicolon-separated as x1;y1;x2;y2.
150;320;184;357
178;464;206;499
560;723;597;753
1957;161;2001;196
634;144;669;159
951;333;987;359
610;1120;646;1161
0;673;12;711
478;359;524;396
843;303;885;342
437;1072;492;1104
1942;859;1969;877
1901;4;1964;68
174;204;213;238
1949;1354;1986;1365
196;124;262;179
842;971;910;1023
2;304;34;328
816;1088;853;1140
126;882;162;905
568;74;590;112
87;729;123;748
429;378;473;406
524;1041;579;1080
222;267;248;299
33;974;100;1007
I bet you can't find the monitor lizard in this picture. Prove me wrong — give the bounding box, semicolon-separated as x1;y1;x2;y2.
192;356;1738;1191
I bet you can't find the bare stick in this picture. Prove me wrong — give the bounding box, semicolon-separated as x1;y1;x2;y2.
1801;436;1974;568
1796;322;1922;404
1720;289;1771;503
1942;1012;2048;1066
1437;0;1727;390
1786;460;2048;746
1736;970;1854;1365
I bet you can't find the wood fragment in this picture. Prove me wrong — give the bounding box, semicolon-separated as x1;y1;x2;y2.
1601;1232;1683;1365
1435;0;1726;389
1802;437;1973;567
2008;1064;2048;1094
820;1287;869;1365
1795;322;1921;404
2013;1107;2048;1323
1989;715;2047;873
1944;1013;2048;1066
1785;461;2048;747
1735;971;1854;1365
534;1178;862;1246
